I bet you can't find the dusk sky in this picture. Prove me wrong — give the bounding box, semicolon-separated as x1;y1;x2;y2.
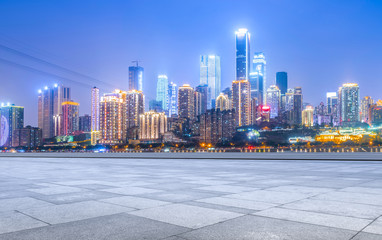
0;0;382;126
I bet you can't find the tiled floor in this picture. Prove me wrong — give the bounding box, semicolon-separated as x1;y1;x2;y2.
0;153;382;239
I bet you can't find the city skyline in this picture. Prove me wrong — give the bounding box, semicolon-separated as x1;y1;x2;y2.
0;0;382;127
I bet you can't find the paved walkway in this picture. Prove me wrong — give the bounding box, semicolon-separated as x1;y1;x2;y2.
0;153;382;239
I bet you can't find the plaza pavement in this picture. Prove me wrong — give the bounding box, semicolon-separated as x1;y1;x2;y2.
0;152;382;239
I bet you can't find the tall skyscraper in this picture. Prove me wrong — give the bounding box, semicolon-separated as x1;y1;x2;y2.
79;114;91;132
128;65;144;91
167;82;178;117
194;91;202;118
276;72;288;95
361;96;373;123
156;75;168;111
178;84;195;120
61;101;79;135
232;80;251;126
126;90;145;140
38;84;70;139
200;55;221;108
215;93;230;111
339;83;360;124
235;28;250;81
293;87;303;125
302;106;314;127
0;103;24;147
326;92;338;114
139;111;167;140
91;87;100;145
99;90;127;144
195;84;208;115
266;85;281;119
250;52;266;104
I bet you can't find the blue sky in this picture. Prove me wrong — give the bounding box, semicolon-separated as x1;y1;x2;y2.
0;0;382;126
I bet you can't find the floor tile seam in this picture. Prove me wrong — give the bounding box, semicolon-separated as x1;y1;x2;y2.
15;210;52;226
349;214;382;240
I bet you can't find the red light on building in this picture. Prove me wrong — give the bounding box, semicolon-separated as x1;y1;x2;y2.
262;106;270;112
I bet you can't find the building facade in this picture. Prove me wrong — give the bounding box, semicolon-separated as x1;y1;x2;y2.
167;82;178;117
61;101;79;136
79;114;91;132
0;104;24;147
232;80;251;126
250;52;266;104
199;109;236;144
139;111;167;141
266;85;281;119
200;55;221;108
235;28;250;81
156;75;168;111
339;83;360;124
91;87;100;145
178;84;195;120
128;65;144;91
12;126;42;148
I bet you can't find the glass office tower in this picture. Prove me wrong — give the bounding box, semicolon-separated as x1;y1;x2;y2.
235;28;250;81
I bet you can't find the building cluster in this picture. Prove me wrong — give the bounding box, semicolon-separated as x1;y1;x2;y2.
1;28;382;149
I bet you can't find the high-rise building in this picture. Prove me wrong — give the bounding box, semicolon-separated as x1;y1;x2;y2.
195;84;208;115
128;65;144;91
0;104;24;147
38;84;70;139
178;84;195;120
339;83;360;124
370;100;382;125
216;93;230;111
199;109;236;144
139;111;168;141
12;126;42;148
99;90;127;144
232;80;251;126
194;91;202;118
126;90;145;140
276;72;288;95
293;87;303;125
266;85;281;119
91;87;100;145
156;75;168;111
200;55;221;108
149;100;163;112
361;96;373;123
79;114;91;132
61;101;79;135
235;28;250;81
302;106;314;127
326;92;338;114
167;82;178;117
250;52;266;104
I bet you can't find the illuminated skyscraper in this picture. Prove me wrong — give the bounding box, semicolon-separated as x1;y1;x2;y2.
339;83;360;124
99;90;127;144
61;101;79;135
250;52;266;104
0;103;24;147
266;85;281;119
232;80;251;126
156;75;168;111
215;93;230;111
302;106;314;127
128;65;144;91
38;84;70;139
326;92;338;114
126;90;144;140
293;87;303;125
276;72;288;95
195;84;208;114
139;111;167;140
91;87;100;145
167;82;178;117
79;114;91;132
235;28;250;81
361;96;373;123
200;55;221;108
178;84;195;120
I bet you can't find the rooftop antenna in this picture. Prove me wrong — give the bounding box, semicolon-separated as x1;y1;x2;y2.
132;60;142;67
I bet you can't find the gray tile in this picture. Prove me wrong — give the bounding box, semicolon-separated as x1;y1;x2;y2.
101;186;162;195
179;215;356;240
195;185;258;193
19;201;134;224
100;196;171;209
130;203;242;229
0;197;53;212
265;185;334;195
254;207;372;231
32;190;122;204
196;196;277;210
0;213;189;240
283;199;382;219
225;190;311;204
27;186;83;195
312;191;382;206
352;232;382;240
0;211;47;234
363;217;382;235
